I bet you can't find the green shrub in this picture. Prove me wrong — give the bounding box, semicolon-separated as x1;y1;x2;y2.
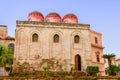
57;71;67;77
47;71;55;77
42;66;49;71
106;65;120;76
86;66;99;76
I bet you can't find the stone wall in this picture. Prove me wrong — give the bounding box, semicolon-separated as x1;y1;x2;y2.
14;21;92;72
0;76;120;80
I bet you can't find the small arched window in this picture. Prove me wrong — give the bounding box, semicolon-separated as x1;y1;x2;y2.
95;37;98;44
96;53;100;62
53;34;59;43
8;43;14;51
74;35;80;43
32;33;38;42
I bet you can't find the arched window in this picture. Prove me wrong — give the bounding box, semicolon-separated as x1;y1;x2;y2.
53;34;59;43
95;37;98;44
96;53;100;62
74;35;80;43
32;33;38;42
8;43;14;51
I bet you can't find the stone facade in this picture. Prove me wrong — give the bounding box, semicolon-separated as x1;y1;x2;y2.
14;21;92;72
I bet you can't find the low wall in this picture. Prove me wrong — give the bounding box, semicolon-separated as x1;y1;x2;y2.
0;76;120;80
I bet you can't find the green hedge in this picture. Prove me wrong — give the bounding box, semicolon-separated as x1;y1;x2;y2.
86;66;99;76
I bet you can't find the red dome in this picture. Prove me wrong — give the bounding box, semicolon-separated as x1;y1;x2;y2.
62;14;78;23
45;12;61;23
28;11;44;22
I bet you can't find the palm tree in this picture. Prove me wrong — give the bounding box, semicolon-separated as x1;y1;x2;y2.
102;53;116;67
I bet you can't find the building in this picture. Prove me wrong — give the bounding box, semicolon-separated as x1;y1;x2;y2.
90;30;104;75
115;58;120;67
0;11;105;75
14;11;105;75
0;25;14;50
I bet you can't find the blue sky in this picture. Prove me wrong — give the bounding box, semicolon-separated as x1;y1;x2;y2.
0;0;120;58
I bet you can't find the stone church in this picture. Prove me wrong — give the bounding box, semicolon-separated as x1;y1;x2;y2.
0;11;105;75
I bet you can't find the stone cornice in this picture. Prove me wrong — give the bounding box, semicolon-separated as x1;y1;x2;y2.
0;37;15;40
16;21;90;30
91;43;104;49
0;25;7;27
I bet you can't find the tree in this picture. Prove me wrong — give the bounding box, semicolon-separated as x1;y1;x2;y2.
0;44;13;72
102;53;115;67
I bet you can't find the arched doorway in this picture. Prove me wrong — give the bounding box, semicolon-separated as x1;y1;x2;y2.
75;54;81;71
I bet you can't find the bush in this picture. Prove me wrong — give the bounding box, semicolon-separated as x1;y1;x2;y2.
106;65;120;76
57;71;67;77
47;71;55;77
86;66;99;76
42;66;49;71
